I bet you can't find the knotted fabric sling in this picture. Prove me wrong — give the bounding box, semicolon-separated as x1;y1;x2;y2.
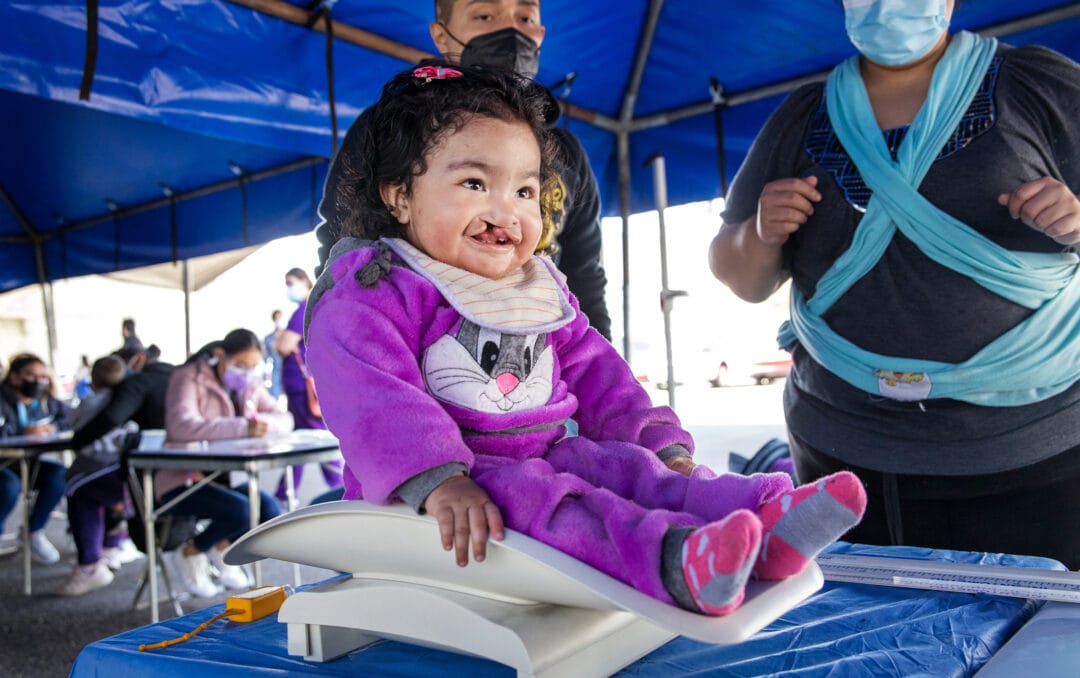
778;31;1080;406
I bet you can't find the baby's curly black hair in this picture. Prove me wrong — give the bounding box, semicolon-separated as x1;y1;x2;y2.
333;61;561;242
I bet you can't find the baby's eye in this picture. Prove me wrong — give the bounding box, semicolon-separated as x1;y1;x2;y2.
462;178;484;191
517;185;537;199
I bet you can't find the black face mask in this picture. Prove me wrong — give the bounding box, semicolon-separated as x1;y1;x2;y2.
446;26;540;80
18;380;48;400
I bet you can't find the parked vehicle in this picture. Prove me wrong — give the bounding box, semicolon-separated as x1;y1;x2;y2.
709;350;792;387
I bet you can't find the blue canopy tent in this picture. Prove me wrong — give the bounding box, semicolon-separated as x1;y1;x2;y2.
3;0;1080;363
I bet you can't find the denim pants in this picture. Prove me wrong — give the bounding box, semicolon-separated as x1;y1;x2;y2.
159;482;282;553
0;460;66;534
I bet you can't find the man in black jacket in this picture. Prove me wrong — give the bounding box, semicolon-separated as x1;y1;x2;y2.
70;346;172;450
315;0;612;341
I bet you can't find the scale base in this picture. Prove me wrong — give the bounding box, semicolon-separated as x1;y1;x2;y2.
281;576;677;677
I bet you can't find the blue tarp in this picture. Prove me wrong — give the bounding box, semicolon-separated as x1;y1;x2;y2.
69;542;1063;677
3;1;1079;292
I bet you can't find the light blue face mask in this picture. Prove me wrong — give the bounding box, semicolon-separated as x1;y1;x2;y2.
844;0;949;66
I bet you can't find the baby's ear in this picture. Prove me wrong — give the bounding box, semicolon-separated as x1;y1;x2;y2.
379;182;410;225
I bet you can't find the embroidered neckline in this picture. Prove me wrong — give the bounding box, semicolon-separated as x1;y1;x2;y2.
806;55;1002;212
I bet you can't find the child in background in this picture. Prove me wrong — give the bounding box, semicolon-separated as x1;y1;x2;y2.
306;62;866;616
60;355;141;596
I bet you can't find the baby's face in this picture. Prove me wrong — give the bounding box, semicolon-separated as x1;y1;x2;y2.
394;115;543;279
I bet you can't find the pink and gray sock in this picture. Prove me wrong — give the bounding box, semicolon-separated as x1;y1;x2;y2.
662;471;866;616
754;470;866;580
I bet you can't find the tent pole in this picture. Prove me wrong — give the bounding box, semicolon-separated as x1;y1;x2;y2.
617;130;632;361
646;153;687;410
614;0;665;361
39;281;58;370
182;259;193;358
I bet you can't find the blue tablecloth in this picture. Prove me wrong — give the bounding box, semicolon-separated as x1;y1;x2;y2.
70;543;1063;677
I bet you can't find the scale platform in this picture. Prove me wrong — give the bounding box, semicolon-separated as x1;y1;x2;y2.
227;500;822;677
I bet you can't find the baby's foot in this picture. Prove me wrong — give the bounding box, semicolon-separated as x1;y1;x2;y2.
754;471;866;580
681;509;762;616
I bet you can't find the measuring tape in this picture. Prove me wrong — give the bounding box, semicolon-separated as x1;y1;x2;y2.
816;553;1080;604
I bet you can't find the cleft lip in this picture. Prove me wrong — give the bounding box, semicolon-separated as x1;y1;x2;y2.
472;223;521;246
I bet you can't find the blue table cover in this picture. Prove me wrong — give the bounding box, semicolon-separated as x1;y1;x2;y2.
70;543;1063;677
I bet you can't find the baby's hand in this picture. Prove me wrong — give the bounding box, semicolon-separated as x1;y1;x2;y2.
664;456;696;477
423;474;504;567
998;177;1080;246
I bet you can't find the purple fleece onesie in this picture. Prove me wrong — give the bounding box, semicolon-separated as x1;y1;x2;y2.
306;239;792;604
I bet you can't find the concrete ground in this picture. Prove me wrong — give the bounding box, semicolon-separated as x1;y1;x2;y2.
0;467;338;678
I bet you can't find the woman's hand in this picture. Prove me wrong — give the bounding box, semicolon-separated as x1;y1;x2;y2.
246;418;269;437
756;175;821;246
664;456;696;476
998;177;1080;246
423;473;504;567
23;423;56;435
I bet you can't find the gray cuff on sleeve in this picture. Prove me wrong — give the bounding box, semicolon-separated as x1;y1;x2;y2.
657;444;691;462
395;462;470;513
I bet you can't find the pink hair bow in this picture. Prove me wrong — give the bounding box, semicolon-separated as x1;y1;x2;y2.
413;65;464;83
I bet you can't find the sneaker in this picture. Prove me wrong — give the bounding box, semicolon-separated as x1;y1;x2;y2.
57;561;114;596
101;539;144;571
208;547;250;590
0;534;18;557
29;530;60;564
167;549;222;598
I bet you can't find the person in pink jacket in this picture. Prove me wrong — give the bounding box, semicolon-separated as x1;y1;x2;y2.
161;328;292;597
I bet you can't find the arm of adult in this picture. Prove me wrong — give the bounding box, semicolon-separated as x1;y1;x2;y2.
709;175;820;302
552;129;612;341
164;363;248;442
70;376;147;448
275;329;301;358
994;47;1080;247
251;385;294;434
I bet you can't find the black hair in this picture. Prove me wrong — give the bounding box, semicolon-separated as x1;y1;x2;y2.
285;267;312;285
4;353;45;384
333;60;560;242
434;0;453;21
91;355;126;389
115;341;146;363
186;328;263;366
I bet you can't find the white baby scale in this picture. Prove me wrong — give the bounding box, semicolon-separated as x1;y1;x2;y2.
226;500;823;678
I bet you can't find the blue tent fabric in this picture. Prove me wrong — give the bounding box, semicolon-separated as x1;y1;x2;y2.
3;1;1079;292
70;542;1059;677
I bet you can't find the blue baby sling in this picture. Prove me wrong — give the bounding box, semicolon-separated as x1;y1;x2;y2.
778;31;1080;407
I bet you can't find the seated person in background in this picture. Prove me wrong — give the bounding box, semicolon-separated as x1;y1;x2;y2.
307;63;865;617
70;343;172;451
162;329;291;596
0;353;71;563
60;355;141;596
